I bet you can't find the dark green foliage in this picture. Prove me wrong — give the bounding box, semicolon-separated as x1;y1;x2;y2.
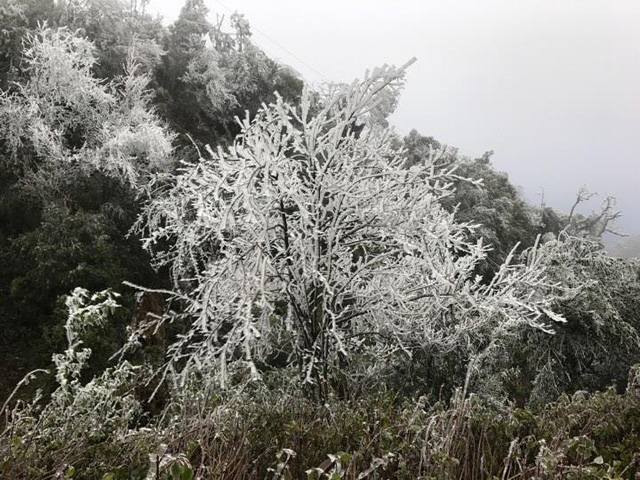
156;0;303;151
382;344;470;402
445;153;540;253
0;189;157;398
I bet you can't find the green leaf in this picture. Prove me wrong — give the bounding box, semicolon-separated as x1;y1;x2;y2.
182;466;194;480
169;462;194;480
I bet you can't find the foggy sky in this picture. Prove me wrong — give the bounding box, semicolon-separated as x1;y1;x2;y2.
149;0;640;235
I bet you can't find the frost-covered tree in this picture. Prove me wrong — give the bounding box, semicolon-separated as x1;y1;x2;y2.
0;25;173;195
472;234;640;404
135;61;565;400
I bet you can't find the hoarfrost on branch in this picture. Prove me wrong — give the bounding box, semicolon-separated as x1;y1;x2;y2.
135;60;565;398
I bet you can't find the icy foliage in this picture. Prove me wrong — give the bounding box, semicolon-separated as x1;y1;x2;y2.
479;234;640;403
2;288;140;449
134;60;566;398
0;26;173;193
53;288;121;389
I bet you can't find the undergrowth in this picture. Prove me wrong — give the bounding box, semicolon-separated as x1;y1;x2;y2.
2;381;639;479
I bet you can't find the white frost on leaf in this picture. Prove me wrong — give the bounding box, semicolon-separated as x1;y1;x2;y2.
135;59;566;395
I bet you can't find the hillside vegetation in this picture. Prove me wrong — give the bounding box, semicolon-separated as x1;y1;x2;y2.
1;1;639;478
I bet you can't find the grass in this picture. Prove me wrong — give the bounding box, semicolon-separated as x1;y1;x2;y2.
3;382;640;479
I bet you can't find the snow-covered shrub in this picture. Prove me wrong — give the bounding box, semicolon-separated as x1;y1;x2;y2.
471;234;640;404
133;60;566;400
1;288;140;463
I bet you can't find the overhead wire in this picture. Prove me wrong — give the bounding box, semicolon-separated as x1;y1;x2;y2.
160;1;412;138
209;0;330;82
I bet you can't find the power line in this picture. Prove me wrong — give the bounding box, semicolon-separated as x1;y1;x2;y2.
162;1;412;138
165;2;328;82
209;0;329;81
